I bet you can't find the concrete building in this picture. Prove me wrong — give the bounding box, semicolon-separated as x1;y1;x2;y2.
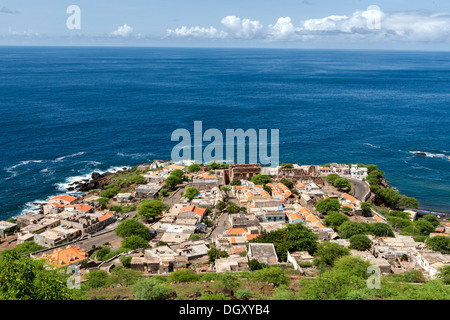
247;243;278;265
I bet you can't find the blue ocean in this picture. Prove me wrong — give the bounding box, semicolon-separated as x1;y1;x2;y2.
1;46;450;219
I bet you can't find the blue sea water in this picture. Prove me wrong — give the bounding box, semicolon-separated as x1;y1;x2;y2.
1;46;450;219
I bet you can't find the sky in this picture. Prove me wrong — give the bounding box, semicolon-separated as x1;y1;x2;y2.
1;0;450;49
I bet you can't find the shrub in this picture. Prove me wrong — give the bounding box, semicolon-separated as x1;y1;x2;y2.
271;285;298;300
368;223;394;237
323;211;349;229
248;259;268;271
250;266;289;287
119;256;132;267
437;265;450;284
122;235;149;250
115;219;153;240
338;221;368;239
220;271;242;292
426;236;450;254
132;278;174;300
235;288;253;299
198;292;230;300
400;270;426;283
313;241;350;268
349;234;372;251
167;269;200;283
84;270;109;289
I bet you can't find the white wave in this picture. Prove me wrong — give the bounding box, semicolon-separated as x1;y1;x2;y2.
54;152;85;162
4;160;44;180
363;143;380;149
116;152;153;159
409;151;450;161
54;165;131;192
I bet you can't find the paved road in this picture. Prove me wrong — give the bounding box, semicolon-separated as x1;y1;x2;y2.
209;212;230;239
349;178;370;201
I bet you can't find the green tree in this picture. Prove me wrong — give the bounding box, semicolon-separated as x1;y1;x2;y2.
119;256;132;267
230;179;242;186
159;189;168;197
216;201;226;211
313;241;350;269
280;178;294;189
115;219;153;240
280;163;294;169
368;223;394;237
187;163;202;173
333;178;352;191
360;202;372;217
338;221;368;239
333;255;372;279
138;200;170;220
314;198;341;214
349;234;372;251
422;215;440;228
325;173;340;184
183;187;200;201
170;169;185;178
248;259;268;271
437;265;450;284
323;211;349;229
100;186;121;199
227;202;242;214
122;235;150;250
251;174;272;185
165;175;182;190
426;236;450;254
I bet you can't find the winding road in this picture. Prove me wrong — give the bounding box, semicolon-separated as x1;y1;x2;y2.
349;178;370;202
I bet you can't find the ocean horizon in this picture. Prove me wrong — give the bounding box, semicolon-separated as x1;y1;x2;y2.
1;46;450;219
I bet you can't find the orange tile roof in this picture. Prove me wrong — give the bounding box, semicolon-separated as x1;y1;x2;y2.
431;233;449;237
260;191;270;196
246;192;254;197
233;186;243;190
243;185;250;190
226;228;248;235
51;195;77;203
341;193;357;203
228;247;246;254
230;237;237;244
317;222;326;229
76;204;94;212
246;234;259;241
296;183;306;188
42;245;88;269
373;215;384;223
342;204;354;208
321;167;331;170
98;212;114;222
247;204;255;209
180;205;206;216
254;185;263;189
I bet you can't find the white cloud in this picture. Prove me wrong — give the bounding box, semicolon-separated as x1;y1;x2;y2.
268;17;301;40
166;26;227;39
220;16;263;39
8;27;39;37
165;8;450;43
111;24;133;38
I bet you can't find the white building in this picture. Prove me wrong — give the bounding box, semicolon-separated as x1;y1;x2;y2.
350;164;368;180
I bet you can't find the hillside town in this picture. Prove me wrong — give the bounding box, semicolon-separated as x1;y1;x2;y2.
1;160;449;299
